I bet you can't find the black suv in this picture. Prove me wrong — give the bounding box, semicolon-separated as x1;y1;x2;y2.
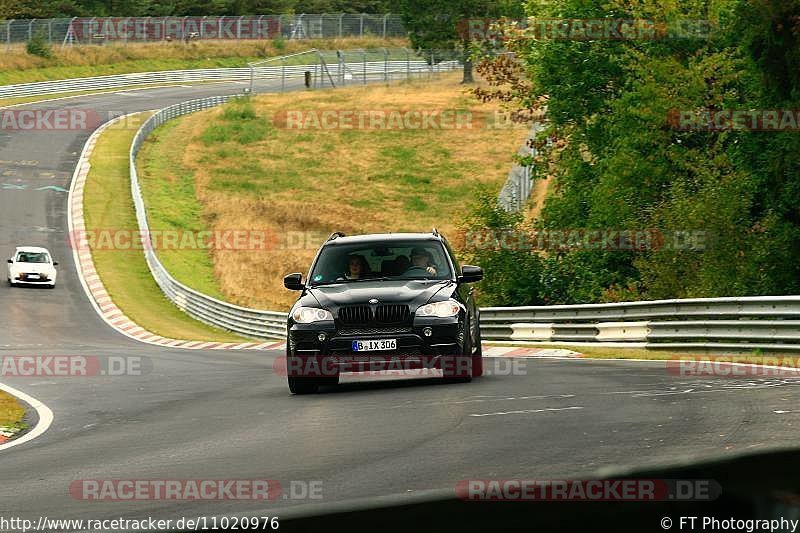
283;230;484;394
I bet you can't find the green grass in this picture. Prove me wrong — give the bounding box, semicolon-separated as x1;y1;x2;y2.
83;114;248;342
0;392;25;429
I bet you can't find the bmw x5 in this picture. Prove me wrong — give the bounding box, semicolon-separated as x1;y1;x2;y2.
283;230;483;394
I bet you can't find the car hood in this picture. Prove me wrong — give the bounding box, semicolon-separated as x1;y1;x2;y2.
305;279;455;310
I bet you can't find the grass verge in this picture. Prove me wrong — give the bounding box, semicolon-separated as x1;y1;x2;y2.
0;391;25;429
137;72;529;310
83;113;249;342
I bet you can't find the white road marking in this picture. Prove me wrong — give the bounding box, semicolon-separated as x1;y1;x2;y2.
469;406;584;417
0;382;54;452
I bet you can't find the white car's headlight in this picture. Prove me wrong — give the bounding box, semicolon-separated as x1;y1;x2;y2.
416;300;461;318
292;307;334;324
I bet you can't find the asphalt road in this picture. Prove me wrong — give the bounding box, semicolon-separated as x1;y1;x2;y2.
1;79;800;527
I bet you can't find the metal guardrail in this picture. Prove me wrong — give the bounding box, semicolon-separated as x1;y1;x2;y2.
2;14;406;47
498;118;547;212
249;48;461;92
481;296;800;351
0;57;458;99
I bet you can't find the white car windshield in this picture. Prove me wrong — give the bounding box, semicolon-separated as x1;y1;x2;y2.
16;252;50;263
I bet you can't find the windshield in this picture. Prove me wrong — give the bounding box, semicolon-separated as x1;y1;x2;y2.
15;252;50;263
309;241;452;284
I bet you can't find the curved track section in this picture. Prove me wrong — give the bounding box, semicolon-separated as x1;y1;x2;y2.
1;80;799;523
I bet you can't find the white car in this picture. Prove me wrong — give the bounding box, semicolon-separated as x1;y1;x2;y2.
7;247;58;288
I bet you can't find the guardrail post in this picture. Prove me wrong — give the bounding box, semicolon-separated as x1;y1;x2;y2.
405;47;410;80
281;56;286;92
363;49;367;85
383;48;389;82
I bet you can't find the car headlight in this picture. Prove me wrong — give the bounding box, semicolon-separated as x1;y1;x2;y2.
416;300;461;318
292;307;334;324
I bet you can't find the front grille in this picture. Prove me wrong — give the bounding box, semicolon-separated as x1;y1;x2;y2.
338;305;372;325
338;304;411;326
337;326;412;336
375;304;410;324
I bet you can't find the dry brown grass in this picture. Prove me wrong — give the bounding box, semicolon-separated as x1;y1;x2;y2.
142;72;529;311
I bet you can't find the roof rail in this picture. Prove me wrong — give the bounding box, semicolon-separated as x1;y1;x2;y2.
327;232;346;241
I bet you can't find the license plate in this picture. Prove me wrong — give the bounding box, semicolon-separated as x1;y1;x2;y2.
352;338;397;352
26;274;39;279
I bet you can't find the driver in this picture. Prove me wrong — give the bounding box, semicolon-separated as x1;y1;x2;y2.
405;248;437;276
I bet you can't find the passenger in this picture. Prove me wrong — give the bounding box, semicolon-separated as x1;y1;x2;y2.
344;254;370;279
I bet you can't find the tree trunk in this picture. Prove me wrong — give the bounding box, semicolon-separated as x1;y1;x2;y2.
462;58;474;84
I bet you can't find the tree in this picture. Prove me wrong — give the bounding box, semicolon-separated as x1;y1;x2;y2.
398;0;523;83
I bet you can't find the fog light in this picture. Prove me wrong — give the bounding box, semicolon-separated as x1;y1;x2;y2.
422;327;433;337
318;332;327;342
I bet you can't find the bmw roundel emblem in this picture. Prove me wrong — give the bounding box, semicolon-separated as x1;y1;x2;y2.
369;298;379;304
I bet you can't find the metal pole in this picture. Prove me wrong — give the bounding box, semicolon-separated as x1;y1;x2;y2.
48;20;52;44
359;13;364;37
281;57;285;92
257;15;263;39
28;19;34;42
405;48;410;80
201;16;206;39
319;14;324;38
6;20;12;52
237;16;242;39
338;14;344;38
363;50;367;85
383;14;389;38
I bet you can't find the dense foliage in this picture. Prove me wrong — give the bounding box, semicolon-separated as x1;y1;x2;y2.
466;0;800;305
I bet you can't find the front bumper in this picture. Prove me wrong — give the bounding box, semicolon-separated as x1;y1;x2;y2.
11;273;55;285
287;317;467;375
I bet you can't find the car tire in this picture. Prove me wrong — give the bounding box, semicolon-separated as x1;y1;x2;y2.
472;318;484;378
288;376;320;395
47;284;55;289
443;326;473;383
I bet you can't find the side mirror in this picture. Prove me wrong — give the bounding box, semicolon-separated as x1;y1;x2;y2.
458;265;483;284
283;273;305;291
6;259;12;264
53;261;59;266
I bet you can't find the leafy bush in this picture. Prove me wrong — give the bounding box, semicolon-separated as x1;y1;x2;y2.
26;31;52;59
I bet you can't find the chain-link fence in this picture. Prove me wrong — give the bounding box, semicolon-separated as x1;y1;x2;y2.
248;48;462;92
1;14;405;48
